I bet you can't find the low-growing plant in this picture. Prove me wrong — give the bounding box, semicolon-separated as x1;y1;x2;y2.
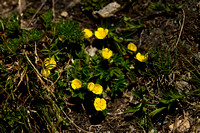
149;1;183;14
1;1;197;132
124;87;155;131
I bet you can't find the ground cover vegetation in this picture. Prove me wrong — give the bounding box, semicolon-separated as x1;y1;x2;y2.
0;0;200;132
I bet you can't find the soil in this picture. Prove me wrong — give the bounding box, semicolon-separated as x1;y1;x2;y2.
1;0;200;132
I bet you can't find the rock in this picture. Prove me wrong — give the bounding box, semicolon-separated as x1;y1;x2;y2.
61;11;68;18
92;2;121;18
85;46;98;57
169;119;190;132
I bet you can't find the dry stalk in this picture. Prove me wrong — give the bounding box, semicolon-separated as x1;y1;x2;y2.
24;51;55;98
171;8;185;51
27;0;47;26
60;107;93;133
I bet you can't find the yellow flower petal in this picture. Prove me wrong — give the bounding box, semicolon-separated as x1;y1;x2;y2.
88;82;95;91
41;69;50;77
102;48;113;59
136;52;148;62
94;98;107;111
92;84;103;95
127;43;137;52
83;29;93;39
44;57;56;70
71;79;82;90
95;27;108;39
58;36;62;41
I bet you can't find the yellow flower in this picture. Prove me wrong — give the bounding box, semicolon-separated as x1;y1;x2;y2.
71;79;82;90
88;83;103;95
87;82;95;91
102;48;113;59
92;84;103;95
83;29;93;39
127;43;137;52
94;27;108;39
41;69;50;77
136;52;148;62
44;57;56;70
94;98;107;111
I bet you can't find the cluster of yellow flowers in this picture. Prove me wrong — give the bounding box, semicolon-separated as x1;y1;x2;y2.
83;28;113;60
83;27;148;62
87;82;103;95
127;42;148;62
82;27;108;39
42;57;56;77
71;79;106;111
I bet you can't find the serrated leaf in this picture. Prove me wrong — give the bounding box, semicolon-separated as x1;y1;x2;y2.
40;11;53;25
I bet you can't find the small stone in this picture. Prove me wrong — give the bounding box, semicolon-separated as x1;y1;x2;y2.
61;11;68;18
93;2;121;18
169;119;190;132
85;46;98;57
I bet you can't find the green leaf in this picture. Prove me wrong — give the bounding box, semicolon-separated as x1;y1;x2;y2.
5;13;20;36
78;92;85;99
124;103;142;113
146;103;157;107
124;107;141;113
5;38;21;53
132;90;140;99
26;29;44;42
40;11;53;25
149;107;166;117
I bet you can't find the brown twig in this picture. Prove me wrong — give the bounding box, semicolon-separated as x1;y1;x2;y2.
18;0;22;16
0;20;5;31
171;8;185;51
34;42;39;64
60;107;93;133
1;35;16;55
24;51;55;97
14;69;26;92
27;0;47;27
50;68;63;88
52;0;55;18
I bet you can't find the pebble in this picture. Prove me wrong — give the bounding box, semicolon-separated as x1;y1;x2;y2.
61;11;68;18
92;2;121;18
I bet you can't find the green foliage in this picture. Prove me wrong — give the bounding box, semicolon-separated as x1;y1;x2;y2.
23;8;37;19
122;17;144;31
81;0;107;11
53;20;84;44
145;49;176;79
4;13;20;36
40;11;53;29
0;1;198;132
181;45;200;89
149;2;182;13
0;11;84;132
22;29;44;42
4;38;21;54
0;13;21;54
67;49;129;99
124;88;155;130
